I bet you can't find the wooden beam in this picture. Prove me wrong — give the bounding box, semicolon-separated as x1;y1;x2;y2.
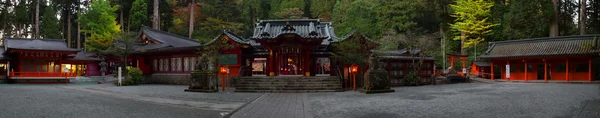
566;59;569;82
544;60;547;82
524;61;528;82
589;58;592;82
491;61;494;80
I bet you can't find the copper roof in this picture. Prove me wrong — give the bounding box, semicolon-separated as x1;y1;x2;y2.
480;35;600;58
4;38;79;51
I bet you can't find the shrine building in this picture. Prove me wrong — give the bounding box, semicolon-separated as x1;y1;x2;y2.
479;35;600;82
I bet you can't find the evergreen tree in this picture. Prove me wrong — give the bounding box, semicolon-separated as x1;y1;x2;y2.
40;5;61;39
78;0;121;52
333;0;380;39
129;0;148;31
310;0;335;21
450;0;496;55
503;0;553;40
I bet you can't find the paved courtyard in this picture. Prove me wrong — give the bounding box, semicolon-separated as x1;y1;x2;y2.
307;83;600;118
1;82;598;118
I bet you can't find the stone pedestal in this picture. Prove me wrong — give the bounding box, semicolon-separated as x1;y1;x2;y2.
360;55;394;94
184;71;218;92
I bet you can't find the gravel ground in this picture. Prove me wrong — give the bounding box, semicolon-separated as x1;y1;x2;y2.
0;84;223;118
308;83;600;118
96;84;263;104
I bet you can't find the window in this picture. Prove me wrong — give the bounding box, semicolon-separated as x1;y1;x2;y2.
520;64;533;72
556;64;566;72
510;65;517;72
176;58;182;71
390;63;403;68
390;70;403;76
190;57;197;71
575;64;588;72
184;57;190;71
153;59;157;71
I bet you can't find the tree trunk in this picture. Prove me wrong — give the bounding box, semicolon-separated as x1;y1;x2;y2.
581;0;586;35
440;27;445;68
35;0;39;38
189;0;194;39
120;2;124;32
460;31;466;55
153;0;159;30
550;0;559;37
68;11;71;48
78;0;81;49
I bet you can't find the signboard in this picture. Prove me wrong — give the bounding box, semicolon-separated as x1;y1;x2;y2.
505;65;510;78
462;68;467;74
218;54;238;65
118;67;122;86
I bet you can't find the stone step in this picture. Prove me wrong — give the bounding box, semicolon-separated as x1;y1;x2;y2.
235;84;342;88
235;79;339;82
234;89;342;92
235;87;343;90
235;82;341;84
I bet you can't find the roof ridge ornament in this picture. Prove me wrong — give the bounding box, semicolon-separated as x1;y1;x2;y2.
282;21;296;31
261;23;271;37
308;22;318;36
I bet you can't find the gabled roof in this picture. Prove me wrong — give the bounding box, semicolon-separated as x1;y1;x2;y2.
472;61;491;66
3;38;79;51
66;51;101;61
203;30;250;46
333;31;378;44
140;27;200;47
250;19;332;40
480;35;600;58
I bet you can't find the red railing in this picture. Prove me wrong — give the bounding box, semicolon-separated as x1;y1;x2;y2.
10;72;76;77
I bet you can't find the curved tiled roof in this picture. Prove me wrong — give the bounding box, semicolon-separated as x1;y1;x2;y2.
480;35;600;58
141;27;200;47
250;19;332;40
4;38;79;51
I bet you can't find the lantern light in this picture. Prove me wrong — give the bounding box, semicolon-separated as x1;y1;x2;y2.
350;64;359;74
219;66;227;74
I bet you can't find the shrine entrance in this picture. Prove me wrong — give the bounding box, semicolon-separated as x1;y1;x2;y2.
279;47;303;75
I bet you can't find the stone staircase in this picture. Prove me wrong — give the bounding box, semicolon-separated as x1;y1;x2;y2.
233;76;343;92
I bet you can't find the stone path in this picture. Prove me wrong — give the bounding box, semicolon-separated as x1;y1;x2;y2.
577;99;600;118
229;93;313;118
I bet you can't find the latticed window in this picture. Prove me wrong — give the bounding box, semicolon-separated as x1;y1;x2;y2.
184;57;189;71
190;57;197;71
153;59;157;71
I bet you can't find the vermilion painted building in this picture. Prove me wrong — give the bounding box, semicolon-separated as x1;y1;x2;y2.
1;38;101;83
479;35;600;82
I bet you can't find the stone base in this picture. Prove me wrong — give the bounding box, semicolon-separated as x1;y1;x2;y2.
359;89;395;94
184;89;218;93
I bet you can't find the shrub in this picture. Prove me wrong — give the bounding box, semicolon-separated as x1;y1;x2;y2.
114;68;143;86
402;72;422;86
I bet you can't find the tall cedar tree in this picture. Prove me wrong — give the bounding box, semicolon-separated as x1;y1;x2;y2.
78;0;121;52
41;5;61;39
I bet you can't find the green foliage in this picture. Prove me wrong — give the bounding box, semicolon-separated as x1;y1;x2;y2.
310;0;335;21
78;0;121;52
41;5;61;39
270;0;306;18
274;7;304;19
502;0;553;40
450;0;496;48
377;0;424;33
333;0;380;39
129;0;148;31
402;72;422;86
114;68;143;86
331;34;378;67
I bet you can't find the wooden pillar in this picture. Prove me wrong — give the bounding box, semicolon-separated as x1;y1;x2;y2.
304;49;311;76
544;60;547;82
491;61;495;80
566;59;569;82
274;49;279;76
589;58;592;82
449;57;454;68
268;49;274;76
524;61;527;82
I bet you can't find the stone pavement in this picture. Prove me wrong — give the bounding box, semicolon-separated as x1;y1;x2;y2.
577;99;600;118
229;93;313;118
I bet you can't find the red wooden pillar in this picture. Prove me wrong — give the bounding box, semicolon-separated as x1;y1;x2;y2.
304;49;311;76
566;59;569;82
524;61;527;82
449;57;454;68
491;61;494;80
274;48;279;76
544;60;547;82
589;58;592;82
268;49;274;76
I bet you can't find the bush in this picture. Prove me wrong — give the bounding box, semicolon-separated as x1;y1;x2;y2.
402;72;422;86
114;68;143;86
